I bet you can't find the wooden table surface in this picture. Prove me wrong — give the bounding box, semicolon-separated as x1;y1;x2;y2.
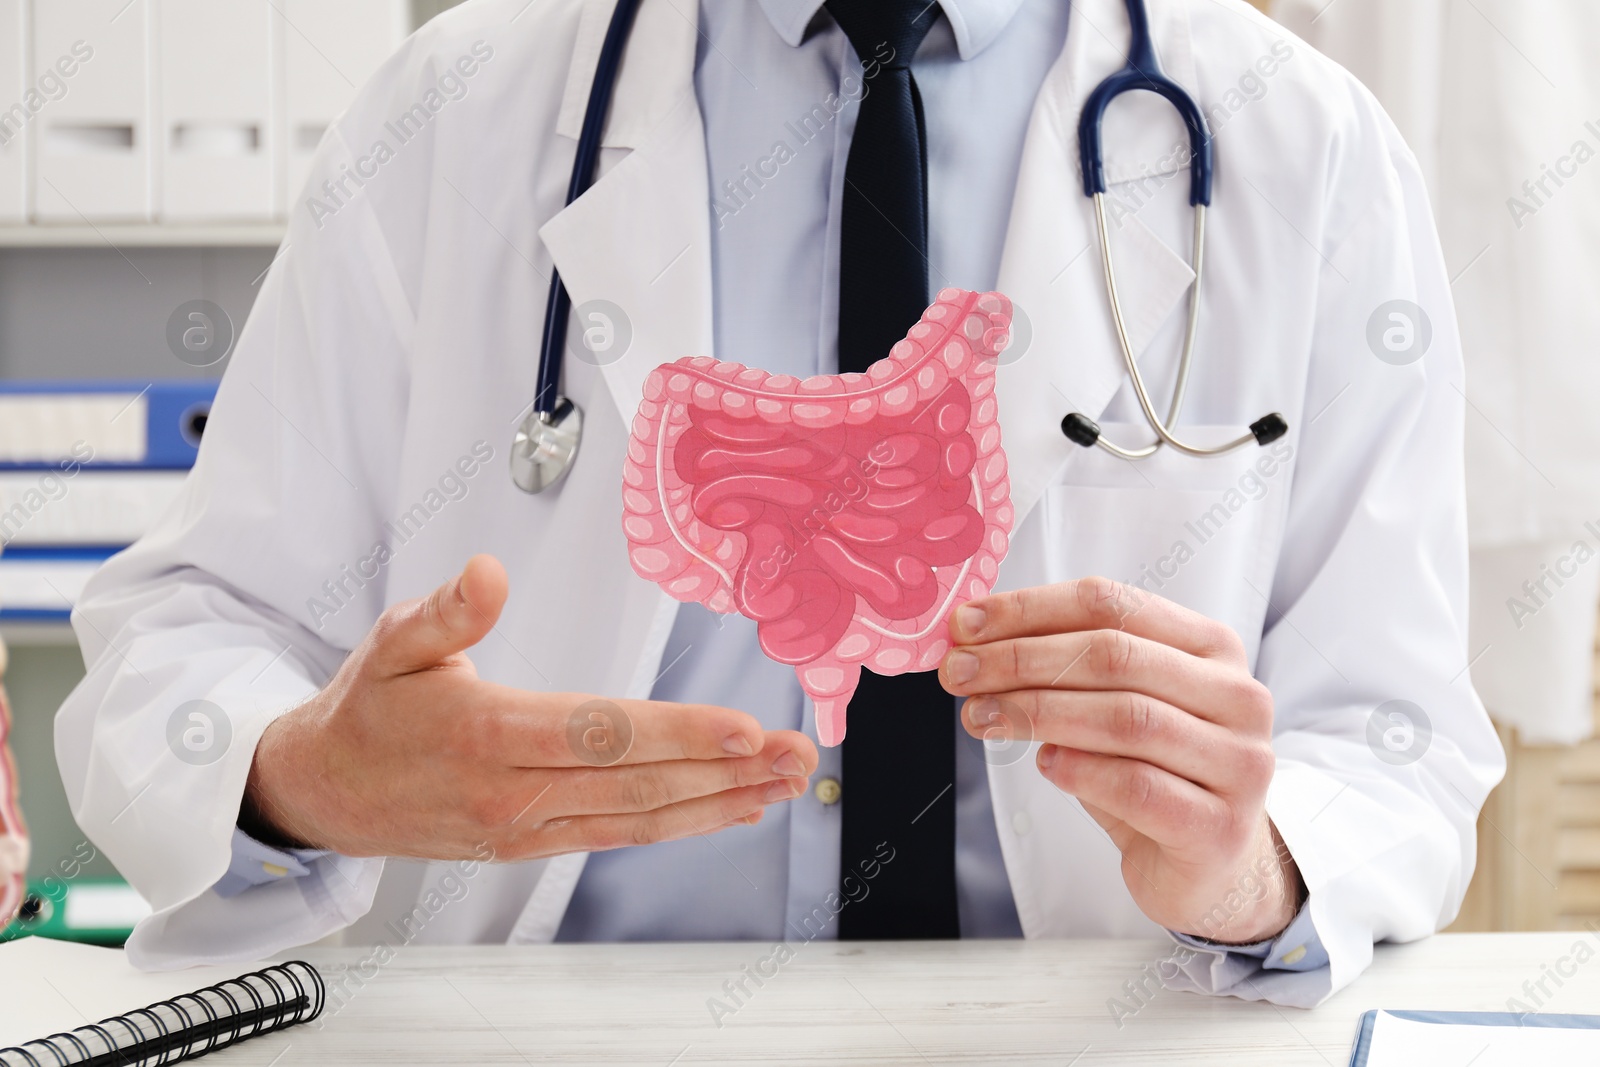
185;932;1589;1065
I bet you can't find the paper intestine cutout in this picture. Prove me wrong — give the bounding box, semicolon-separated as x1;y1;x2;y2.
621;289;1016;746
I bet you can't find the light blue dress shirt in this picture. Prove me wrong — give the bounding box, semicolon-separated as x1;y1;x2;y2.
225;0;1324;971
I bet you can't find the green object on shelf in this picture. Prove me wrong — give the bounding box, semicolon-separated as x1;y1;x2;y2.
2;877;150;947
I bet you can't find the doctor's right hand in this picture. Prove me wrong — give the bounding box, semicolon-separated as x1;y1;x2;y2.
241;555;817;861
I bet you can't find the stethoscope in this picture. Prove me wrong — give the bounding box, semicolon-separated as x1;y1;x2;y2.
511;0;1286;494
511;0;645;493
1064;0;1286;459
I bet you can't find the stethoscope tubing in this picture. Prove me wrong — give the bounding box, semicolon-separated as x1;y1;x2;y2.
533;0;646;419
520;0;1285;493
1067;0;1284;461
1090;195;1256;459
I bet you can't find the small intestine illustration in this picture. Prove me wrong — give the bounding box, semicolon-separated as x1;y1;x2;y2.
622;289;1016;746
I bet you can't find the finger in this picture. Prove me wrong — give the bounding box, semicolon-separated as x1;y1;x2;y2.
941;631;1273;731
524;732;820;817
710;808;768;833
369;554;509;675
949;577;1247;664
963;691;1272;795
483;689;803;768
534;780;800;855
1036;744;1227;851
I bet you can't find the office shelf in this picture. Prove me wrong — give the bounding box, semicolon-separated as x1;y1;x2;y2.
0;224;286;249
0;620;79;647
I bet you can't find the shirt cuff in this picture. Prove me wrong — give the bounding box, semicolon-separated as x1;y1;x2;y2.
213;827;329;898
1168;900;1327;972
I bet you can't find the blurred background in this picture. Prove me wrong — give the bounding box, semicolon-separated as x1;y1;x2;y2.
2;0;1597;945
0;0;455;946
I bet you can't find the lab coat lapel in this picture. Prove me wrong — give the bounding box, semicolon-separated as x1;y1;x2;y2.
538;0;715;426
995;0;1201;530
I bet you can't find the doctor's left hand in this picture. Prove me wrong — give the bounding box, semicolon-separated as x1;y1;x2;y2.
940;577;1303;945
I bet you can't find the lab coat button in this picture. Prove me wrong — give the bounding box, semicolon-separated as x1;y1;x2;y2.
1011;810;1032;836
814;777;842;805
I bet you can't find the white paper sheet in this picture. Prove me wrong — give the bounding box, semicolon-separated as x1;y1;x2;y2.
0;936;257;1048
1364;1011;1600;1066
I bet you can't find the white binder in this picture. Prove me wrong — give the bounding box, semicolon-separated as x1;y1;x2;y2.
32;0;152;222
157;0;275;221
0;470;189;546
0;0;26;223
280;0;409;212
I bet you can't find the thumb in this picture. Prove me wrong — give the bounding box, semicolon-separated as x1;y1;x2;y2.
369;554;509;675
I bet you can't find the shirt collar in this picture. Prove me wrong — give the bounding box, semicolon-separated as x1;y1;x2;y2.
756;0;1029;61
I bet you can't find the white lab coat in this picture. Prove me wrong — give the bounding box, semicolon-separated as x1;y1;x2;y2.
1273;0;1600;742
54;0;1503;1007
1268;0;1445;187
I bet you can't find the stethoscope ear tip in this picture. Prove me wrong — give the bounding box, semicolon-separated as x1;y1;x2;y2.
1061;412;1101;448
1249;413;1289;446
1063;409;1289;455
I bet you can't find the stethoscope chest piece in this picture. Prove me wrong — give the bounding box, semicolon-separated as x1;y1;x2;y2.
511;396;583;493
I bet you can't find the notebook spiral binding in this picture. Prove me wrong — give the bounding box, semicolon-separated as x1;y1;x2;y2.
0;959;325;1067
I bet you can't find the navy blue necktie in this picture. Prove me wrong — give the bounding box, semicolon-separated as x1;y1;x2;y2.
828;0;959;941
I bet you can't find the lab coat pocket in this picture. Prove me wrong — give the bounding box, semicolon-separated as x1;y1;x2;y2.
1039;424;1294;655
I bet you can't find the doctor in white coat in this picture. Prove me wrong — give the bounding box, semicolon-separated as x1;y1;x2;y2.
55;0;1503;1008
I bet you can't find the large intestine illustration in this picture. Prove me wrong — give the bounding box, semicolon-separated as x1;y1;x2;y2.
621;289;1015;745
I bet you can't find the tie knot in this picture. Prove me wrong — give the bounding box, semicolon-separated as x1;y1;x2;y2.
825;0;940;71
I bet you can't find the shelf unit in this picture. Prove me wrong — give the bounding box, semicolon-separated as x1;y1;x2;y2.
0;224;286;248
1450;618;1600;932
0;620;78;647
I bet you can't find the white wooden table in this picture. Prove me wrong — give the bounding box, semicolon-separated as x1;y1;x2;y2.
12;933;1600;1064
274;933;1598;1064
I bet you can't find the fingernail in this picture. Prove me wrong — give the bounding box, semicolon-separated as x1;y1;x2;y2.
723;734;755;757
771;752;805;776
966;698;1000;726
1038;745;1059;771
956;603;986;636
945;650;979;685
765;778;803;803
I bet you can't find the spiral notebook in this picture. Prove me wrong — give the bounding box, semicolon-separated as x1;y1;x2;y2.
0;938;324;1066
